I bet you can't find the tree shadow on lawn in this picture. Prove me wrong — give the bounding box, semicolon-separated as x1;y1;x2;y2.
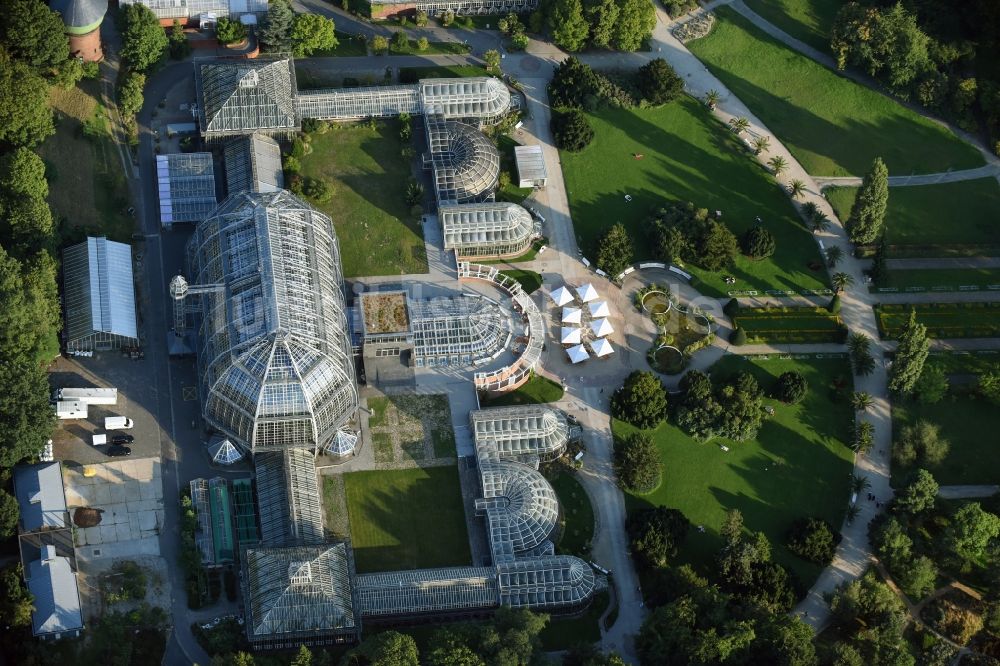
698;36;983;177
340;131;420;225
348;472;471;573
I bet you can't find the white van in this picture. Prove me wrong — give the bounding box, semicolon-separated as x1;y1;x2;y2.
104;416;134;430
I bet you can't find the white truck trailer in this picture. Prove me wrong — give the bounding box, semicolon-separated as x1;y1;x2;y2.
53;400;88;420
55;388;118;406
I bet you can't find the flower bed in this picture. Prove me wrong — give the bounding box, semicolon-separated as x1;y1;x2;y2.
734;307;846;343
875;302;1000;339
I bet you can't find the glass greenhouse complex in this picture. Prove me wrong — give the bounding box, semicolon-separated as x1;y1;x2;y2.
175;57;594;650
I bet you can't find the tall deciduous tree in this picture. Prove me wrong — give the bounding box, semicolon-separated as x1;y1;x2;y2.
291;14;337;57
627;506;689;567
846;157;889;244
637;58;683;106
946;502;1000;563
348;630;419;666
584;0;619;49
0;489;18;537
614;432;662;493
0;565;33;628
261;0;295;52
596;222;633;276
0;147;48;200
611;370;668;429
0;48;54;147
120;4;168;73
895;468;939;515
549;0;590;52
0;0;69;72
612;0;656;51
889;309;929;394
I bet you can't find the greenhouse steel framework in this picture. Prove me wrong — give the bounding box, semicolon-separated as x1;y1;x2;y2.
440;202;539;259
195;57;299;139
62;236;139;352
187;190;358;454
243;542;359;649
224;133;284;194
425;118;500;203
120;0;269;20
255;448;324;546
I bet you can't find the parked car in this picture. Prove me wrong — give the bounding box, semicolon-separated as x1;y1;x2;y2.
107;445;132;457
110;434;134;445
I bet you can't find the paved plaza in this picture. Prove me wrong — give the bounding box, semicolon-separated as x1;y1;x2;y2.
63;457;165;560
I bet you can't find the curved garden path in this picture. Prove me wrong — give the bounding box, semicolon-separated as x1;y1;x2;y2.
649;5;894;631
728;0;1000;175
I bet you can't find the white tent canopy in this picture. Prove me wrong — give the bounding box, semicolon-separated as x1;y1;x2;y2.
561;307;582;324
576;283;599;303
549;286;574;306
560;327;582;344
590;337;614;357
567;344;590;364
207;436;244;465
589;300;610;318
591;318;614;338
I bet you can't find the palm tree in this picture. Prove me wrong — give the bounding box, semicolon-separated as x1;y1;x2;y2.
706;89;721;110
826;245;843;267
850;473;871;494
728;116;750;135
848;332;871;356
801;201;819;219
852;421;875;454
832;272;854;293
852;391;874;411
846;504;862;524
788;179;807;198
751;135;770;155
767;155;788;176
810;211;831;234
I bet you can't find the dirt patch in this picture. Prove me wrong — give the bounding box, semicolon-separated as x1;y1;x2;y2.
73;507;103;527
361;292;410;334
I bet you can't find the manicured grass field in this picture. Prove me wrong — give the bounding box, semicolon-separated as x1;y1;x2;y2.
892;395;1000;486
875;303;1000;339
399;65;486;80
825;178;1000;249
497;136;533;203
311;31;368;56
298;121;427;277
481;238;548;264
550;471;594;557
500;269;542;293
922;351;1000;376
344;467;471;573
874;268;1000;293
688;8;984;177
617;356;854;584
481;374;564;407
734;306;846;343
390;39;471;55
743;0;842;52
539;590;608;651
560;97;827;297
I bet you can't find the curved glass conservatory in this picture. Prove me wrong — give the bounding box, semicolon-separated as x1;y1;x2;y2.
440;202;537;259
427;119;500;203
187;190;358;453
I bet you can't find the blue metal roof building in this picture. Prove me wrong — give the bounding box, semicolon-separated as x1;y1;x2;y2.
13;463;68;532
62;237;139;352
26;545;84;639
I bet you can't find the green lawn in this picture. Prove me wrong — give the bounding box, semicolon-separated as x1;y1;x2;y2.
298;121;426;277
344;467;471;573
550;471;594;557
539;590;609;651
617;356;854;584
874;268;1000;293
892;395;1000;486
560;97;827;297
734;306;846;343
311;31;369;56
480;238;548;264
875;303;1000;339
825;179;1000;249
500;269;542;293
743;0;842;52
921;351;1000;376
497;135;533;203
481;374;564;407
399;65;486;81
390;39;471;55
688;8;984;177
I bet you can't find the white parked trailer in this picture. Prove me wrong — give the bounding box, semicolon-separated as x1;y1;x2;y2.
53;400;88;420
56;388;118;406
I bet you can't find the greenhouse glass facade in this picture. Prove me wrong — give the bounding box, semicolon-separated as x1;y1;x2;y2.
187;190;358;453
426;119;500;203
440;202;538;258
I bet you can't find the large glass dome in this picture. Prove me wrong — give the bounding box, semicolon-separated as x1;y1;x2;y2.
427;119;500;203
188;190;358;452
